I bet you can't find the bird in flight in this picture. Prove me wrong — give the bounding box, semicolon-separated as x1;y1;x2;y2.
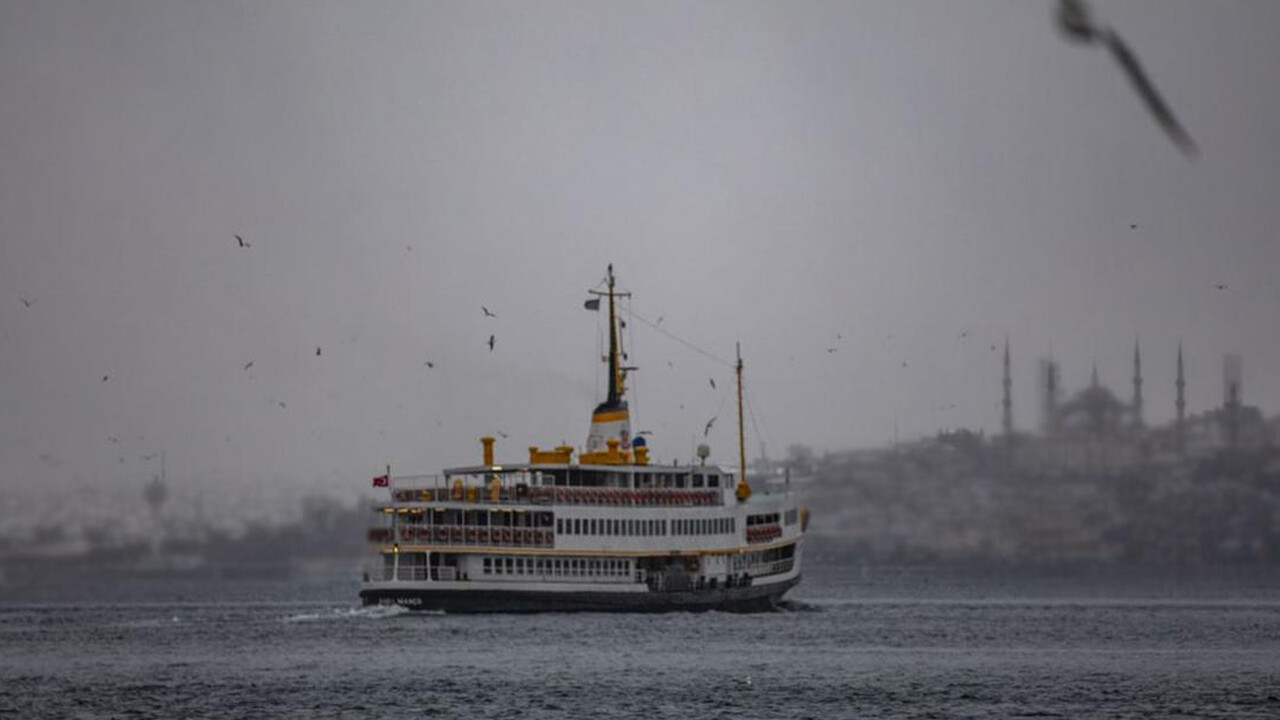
1215;284;1227;290
20;298;32;308
235;234;250;249
107;437;119;444
704;416;717;437
278;401;287;409
243;361;254;371
482;306;497;318
1057;0;1196;156
102;375;109;382
487;335;495;352
496;431;509;439
827;348;838;354
424;360;435;368
316;347;322;357
709;378;716;390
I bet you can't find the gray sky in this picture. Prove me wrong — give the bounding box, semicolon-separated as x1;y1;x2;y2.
2;0;1279;532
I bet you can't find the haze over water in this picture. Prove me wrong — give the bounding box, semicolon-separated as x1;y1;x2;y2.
3;1;1280;534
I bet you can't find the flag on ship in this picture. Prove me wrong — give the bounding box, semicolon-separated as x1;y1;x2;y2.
372;474;389;487
584;297;600;311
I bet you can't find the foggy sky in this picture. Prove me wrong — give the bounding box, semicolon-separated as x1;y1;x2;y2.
3;1;1279;533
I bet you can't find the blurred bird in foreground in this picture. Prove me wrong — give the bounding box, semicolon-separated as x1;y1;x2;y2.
1057;0;1196;156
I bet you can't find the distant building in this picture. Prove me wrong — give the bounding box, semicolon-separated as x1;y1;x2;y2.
1004;342;1275;477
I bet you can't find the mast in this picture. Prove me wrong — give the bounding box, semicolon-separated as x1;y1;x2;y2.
735;343;751;501
584;265;632;454
606;264;622;404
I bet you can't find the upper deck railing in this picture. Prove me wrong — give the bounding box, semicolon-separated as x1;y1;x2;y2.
386;478;725;508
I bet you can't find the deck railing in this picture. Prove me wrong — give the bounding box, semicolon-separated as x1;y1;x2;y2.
388;483;724;508
395;525;554;548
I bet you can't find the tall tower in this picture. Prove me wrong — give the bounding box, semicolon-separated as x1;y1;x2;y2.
1132;339;1144;429
1175;343;1186;454
1041;357;1060;436
1223;354;1243;449
1002;338;1013;438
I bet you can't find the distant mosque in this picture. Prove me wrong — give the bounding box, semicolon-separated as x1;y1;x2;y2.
1000;340;1278;476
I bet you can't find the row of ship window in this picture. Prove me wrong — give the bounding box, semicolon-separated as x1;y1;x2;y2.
482;556;631;578
554;516;735;537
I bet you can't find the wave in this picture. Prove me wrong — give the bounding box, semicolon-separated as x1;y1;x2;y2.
283;605;423;622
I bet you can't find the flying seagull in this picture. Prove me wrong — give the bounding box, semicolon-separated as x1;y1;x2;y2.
243;361;254;371
487;335;495;352
481;306;497;318
20;298;32;308
496;431;509;439
704;416;717;437
102;375;109;382
1057;0;1196;155
316;346;322;357
827;348;838;354
424;360;435;368
709;378;716;390
1215;284;1227;290
235;234;250;249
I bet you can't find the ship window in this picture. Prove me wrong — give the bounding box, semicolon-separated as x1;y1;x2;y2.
505;557;514;573
573;519;581;535
662;519;667;535
692;474;704;488
707;474;719;488
483;558;492;574
556;518;563;534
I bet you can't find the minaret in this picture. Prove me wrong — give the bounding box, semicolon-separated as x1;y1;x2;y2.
1002;338;1013;438
1090;360;1099;388
1041;357;1060;435
1132;339;1144;429
1175;343;1186;454
1223;354;1242;449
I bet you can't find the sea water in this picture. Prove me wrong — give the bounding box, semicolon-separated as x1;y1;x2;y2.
3;556;1280;719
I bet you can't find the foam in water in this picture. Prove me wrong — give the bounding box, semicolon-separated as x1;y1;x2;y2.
284;605;419;622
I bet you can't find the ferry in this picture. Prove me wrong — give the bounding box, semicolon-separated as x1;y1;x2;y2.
359;266;807;612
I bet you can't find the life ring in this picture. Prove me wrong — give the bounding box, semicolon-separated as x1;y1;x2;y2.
478;528;489;544
503;528;513;543
435;527;447;542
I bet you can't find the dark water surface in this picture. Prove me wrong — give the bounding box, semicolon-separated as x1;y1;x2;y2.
4;556;1280;719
